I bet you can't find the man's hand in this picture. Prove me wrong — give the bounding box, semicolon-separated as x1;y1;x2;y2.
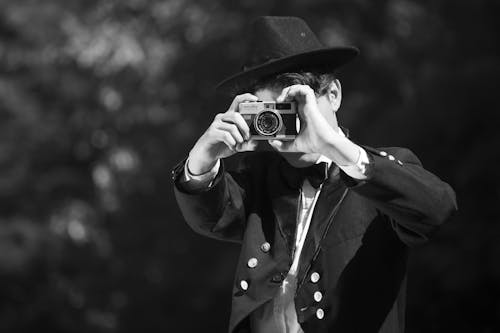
268;84;337;154
188;93;259;175
268;84;362;166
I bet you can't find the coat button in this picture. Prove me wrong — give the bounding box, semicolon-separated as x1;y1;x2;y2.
260;242;271;253
247;258;258;268
316;308;324;319
271;273;285;283
388;155;395;161
314;291;323;302
379;151;388;157
310;272;320;283
240;280;249;291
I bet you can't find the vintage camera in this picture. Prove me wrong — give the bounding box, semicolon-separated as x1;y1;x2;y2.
238;101;299;140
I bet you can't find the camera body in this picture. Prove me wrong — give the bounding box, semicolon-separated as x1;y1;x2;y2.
238;101;299;140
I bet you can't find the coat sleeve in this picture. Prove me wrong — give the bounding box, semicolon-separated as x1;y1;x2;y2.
171;156;252;243
340;146;458;246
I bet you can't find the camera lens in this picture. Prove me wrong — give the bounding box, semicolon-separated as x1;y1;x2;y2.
254;110;282;136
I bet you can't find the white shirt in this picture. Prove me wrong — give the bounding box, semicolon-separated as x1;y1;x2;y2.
181;131;369;332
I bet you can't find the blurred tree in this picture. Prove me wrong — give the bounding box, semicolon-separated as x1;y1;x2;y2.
0;0;498;332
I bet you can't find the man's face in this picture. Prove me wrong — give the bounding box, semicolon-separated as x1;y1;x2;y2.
253;85;341;167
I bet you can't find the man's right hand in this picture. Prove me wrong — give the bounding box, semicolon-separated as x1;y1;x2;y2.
187;93;259;175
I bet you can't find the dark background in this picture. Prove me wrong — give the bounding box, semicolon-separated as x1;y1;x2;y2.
0;0;499;332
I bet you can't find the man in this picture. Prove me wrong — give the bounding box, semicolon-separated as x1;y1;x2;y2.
171;16;457;332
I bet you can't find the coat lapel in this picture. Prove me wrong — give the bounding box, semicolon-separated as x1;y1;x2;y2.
268;158;301;256
296;167;348;288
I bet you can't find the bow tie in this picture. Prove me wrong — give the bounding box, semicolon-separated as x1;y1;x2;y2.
283;161;331;189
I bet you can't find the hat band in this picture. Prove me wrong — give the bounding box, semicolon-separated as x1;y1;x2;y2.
242;55;284;72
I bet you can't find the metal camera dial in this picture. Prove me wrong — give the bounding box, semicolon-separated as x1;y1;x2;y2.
254;110;283;136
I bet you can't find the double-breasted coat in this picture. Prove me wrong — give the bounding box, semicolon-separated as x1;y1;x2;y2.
172;145;457;332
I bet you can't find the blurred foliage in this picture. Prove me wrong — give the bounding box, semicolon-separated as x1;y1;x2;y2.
0;0;498;332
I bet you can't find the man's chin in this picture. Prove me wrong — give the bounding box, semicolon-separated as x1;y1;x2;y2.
279;152;321;168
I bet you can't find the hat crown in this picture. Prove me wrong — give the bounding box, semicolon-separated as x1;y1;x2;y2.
245;16;324;70
215;16;358;95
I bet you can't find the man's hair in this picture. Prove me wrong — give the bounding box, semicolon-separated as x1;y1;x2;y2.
248;71;337;96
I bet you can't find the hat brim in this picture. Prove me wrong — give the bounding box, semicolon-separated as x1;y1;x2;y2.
215;46;359;95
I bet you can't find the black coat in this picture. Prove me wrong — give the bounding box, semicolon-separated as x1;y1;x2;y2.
172;146;457;333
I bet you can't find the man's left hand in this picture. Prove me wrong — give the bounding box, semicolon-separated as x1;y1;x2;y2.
268;84;337;155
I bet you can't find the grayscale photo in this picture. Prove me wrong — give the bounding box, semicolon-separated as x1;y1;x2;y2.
0;1;498;332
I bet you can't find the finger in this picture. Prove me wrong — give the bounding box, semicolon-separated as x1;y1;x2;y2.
216;122;244;144
215;129;237;150
229;93;259;111
221;112;251;140
288;85;316;103
276;86;292;103
236;140;258;152
277;85;315;103
268;139;296;152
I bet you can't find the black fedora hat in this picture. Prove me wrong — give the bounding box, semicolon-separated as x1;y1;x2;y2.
216;16;359;95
